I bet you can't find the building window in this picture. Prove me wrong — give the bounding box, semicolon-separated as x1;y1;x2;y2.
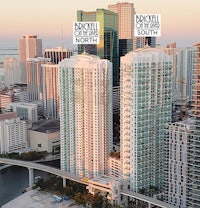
38;144;42;147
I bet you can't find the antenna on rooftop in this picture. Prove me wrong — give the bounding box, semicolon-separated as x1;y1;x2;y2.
61;24;64;59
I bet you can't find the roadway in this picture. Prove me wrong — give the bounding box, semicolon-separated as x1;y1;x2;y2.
0;158;176;208
0;158;87;185
121;190;175;208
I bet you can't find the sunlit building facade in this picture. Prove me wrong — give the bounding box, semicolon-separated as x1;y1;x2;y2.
19;35;42;63
19;35;42;84
108;2;135;56
120;46;173;193
165;121;191;207
26;57;51;101
3;58;21;87
164;43;200;208
59;53;113;179
77;9;119;86
187;43;200;207
44;47;74;64
42;64;60;119
0;117;27;154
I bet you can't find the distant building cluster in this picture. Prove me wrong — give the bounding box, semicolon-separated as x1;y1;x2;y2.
0;2;199;208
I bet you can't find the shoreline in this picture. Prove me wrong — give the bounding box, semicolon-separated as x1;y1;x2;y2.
2;189;85;208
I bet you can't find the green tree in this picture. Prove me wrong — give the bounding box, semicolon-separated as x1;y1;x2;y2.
74;192;84;205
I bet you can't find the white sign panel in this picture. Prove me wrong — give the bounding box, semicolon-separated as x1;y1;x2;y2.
134;14;161;37
73;22;100;44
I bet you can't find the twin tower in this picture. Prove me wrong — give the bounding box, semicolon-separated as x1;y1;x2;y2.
59;47;173;194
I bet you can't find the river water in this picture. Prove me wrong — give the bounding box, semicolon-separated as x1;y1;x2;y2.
0;160;60;207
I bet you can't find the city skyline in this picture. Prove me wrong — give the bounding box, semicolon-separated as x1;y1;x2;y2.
1;0;199;49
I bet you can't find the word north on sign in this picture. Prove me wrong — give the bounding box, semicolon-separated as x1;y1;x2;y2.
73;22;100;44
134;14;161;37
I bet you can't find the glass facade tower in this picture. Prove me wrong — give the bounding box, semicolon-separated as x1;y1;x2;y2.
77;9;119;86
120;46;173;193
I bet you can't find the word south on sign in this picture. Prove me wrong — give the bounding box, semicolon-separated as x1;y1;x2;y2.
73;22;100;44
134;14;161;37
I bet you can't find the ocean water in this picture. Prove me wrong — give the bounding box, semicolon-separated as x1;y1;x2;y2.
0;49;19;64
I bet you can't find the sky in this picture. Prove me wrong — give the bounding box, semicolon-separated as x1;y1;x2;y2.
0;0;199;49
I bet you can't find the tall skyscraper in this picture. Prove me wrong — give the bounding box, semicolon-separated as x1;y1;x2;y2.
164;43;200;208
3;58;20;87
19;35;42;84
77;9;119;86
187;43;200;207
19;35;42;63
44;47;74;64
164;44;178;103
59;53;113;178
108;2;134;39
42;64;60;119
26;57;51;102
176;47;194;103
192;43;200;117
120;46;173;193
165;119;193;207
108;2;135;56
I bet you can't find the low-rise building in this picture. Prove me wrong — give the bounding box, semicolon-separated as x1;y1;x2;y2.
87;175;121;205
7;102;37;122
0;113;27;154
28;119;60;155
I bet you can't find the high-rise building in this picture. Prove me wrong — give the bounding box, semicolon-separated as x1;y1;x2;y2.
108;2;134;39
108;2;135;56
44;47;74;64
176;47;194;103
19;35;43;84
120;46;173;193
165;121;192;207
186;43;200;207
59;53;113;178
19;35;42;63
77;9;119;86
3;58;21;87
26;57;51;102
192;43;200;117
164;43;200;208
164;45;178;103
42;64;60;119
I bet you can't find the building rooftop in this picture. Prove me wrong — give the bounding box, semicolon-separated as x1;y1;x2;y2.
89;175;120;185
0;112;18;121
31;119;60;133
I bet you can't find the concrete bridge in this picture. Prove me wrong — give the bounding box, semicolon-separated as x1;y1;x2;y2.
0;158;86;188
0;158;175;208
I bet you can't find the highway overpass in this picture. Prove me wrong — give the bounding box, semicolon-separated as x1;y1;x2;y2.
0;157;87;188
0;158;175;208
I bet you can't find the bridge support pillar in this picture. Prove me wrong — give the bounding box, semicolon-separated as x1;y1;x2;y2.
63;178;66;188
28;168;34;188
148;203;152;208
